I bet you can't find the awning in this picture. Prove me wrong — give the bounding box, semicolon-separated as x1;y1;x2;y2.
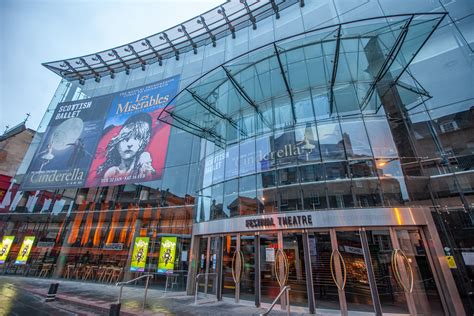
158;13;445;147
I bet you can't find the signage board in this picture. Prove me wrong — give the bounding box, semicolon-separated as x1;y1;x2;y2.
130;237;149;272
462;252;474;266
36;241;55;248
446;255;457;269
103;243;124;251
0;236;14;264
15;236;35;265
157;236;177;273
265;247;275;262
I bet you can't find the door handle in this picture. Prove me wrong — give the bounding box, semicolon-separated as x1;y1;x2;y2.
330;249;347;290
231;250;244;284
275;249;289;287
391;248;414;293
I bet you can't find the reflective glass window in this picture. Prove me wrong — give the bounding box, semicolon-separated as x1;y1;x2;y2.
295;123;321;163
299;163;325;183
278;167;299;186
239;175;257;216
256;134;273;172
239;138;256;176
327;181;354;208
318;121;346;160
210;183;224;220
325;161;349;180
349;160;377;178
223;179;238;218
340;118;372;158
365;118;398;158
279;186;302;212
225;144;239;180
302;183;327;210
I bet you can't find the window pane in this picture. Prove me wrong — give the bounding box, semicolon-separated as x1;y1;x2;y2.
365;118;398;158
318;121;346;160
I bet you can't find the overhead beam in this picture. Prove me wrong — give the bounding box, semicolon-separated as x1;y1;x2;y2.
160;32;179;60
197;16;217;47
328;26;342;115
221;66;272;130
142;39;163;66
241;0;257;30
218;6;236;39
273;43;296;123
109;49;131;75
178;25;198;54
359;16;413;111
186;88;246;136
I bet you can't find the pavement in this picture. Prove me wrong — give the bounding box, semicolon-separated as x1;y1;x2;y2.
0;276;297;316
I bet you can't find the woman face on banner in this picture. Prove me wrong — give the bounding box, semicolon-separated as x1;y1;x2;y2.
117;126;142;160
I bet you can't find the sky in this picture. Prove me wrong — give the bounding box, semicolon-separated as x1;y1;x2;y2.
0;0;223;133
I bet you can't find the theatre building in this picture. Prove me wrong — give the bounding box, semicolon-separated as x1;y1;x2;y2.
1;0;473;315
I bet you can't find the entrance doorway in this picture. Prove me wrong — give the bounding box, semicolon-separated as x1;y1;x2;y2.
194;227;447;315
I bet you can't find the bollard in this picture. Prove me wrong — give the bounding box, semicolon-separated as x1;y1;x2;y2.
109;303;121;316
45;283;59;302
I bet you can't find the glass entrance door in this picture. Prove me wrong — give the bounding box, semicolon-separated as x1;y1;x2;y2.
393;228;444;315
260;233;280;304
335;230;375;313
222;235;237;299
221;234;256;303
240;234;256;302
198;225;449;314
282;232;308;307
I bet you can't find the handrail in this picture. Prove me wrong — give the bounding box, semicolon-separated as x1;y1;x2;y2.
194;272;218;304
163;270;188;296
260;285;291;316
116;274;154;311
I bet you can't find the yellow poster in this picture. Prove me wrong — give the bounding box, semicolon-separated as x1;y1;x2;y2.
446;256;457;269
157;236;177;273
0;236;15;264
130;237;149;272
15;236;35;265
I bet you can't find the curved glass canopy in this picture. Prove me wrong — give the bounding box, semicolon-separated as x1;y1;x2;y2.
158;13;444;147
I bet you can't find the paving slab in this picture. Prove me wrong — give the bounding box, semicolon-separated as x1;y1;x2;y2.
0;276;301;315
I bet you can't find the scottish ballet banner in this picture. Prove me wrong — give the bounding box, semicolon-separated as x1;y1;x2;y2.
21;96;113;190
22;75;180;190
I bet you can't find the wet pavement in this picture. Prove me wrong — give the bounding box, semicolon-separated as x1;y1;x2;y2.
0;276;295;315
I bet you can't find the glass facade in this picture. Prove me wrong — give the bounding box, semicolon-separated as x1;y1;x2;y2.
0;0;472;314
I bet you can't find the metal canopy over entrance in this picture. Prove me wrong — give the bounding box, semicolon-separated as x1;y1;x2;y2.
158;13;444;147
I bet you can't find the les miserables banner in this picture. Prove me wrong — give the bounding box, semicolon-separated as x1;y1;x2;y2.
86;75;179;187
22;75;180;190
